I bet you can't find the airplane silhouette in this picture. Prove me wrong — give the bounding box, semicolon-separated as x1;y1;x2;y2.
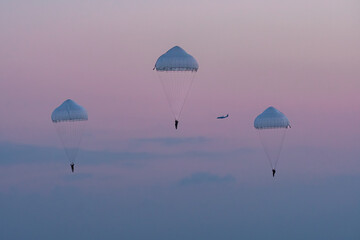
217;114;229;119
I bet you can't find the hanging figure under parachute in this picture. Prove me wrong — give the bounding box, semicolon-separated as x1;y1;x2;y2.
51;99;88;172
154;46;199;129
254;106;291;177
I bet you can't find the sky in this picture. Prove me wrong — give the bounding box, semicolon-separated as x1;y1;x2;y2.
0;0;360;239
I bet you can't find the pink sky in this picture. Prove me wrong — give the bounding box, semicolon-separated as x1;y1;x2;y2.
0;0;359;153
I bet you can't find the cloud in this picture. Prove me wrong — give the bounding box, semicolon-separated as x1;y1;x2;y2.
1;174;360;240
132;137;210;146
62;173;93;182
0;142;162;166
0;141;250;166
178;172;236;186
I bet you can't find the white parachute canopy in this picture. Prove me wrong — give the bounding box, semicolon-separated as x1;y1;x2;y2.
51;99;88;165
154;46;199;121
254;106;290;170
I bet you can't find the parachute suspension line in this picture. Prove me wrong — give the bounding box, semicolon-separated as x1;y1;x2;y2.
274;129;287;169
157;71;196;120
177;71;196;119
257;130;274;170
54;120;86;164
257;128;287;170
158;72;177;118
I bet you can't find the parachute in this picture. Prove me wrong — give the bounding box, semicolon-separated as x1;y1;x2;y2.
254;106;290;176
51;99;88;172
154;46;199;129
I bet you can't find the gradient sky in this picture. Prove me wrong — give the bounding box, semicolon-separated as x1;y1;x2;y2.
0;0;360;239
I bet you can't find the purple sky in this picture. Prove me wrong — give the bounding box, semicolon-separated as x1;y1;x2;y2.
0;0;360;239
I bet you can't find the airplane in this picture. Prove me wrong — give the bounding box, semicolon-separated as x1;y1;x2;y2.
217;114;229;119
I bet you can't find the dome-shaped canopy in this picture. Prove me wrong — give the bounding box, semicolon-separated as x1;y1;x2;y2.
254;106;290;129
155;46;199;71
51;99;88;123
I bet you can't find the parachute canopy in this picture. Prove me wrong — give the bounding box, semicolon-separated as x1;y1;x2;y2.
254;107;290;129
155;46;199;72
51;99;88;123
